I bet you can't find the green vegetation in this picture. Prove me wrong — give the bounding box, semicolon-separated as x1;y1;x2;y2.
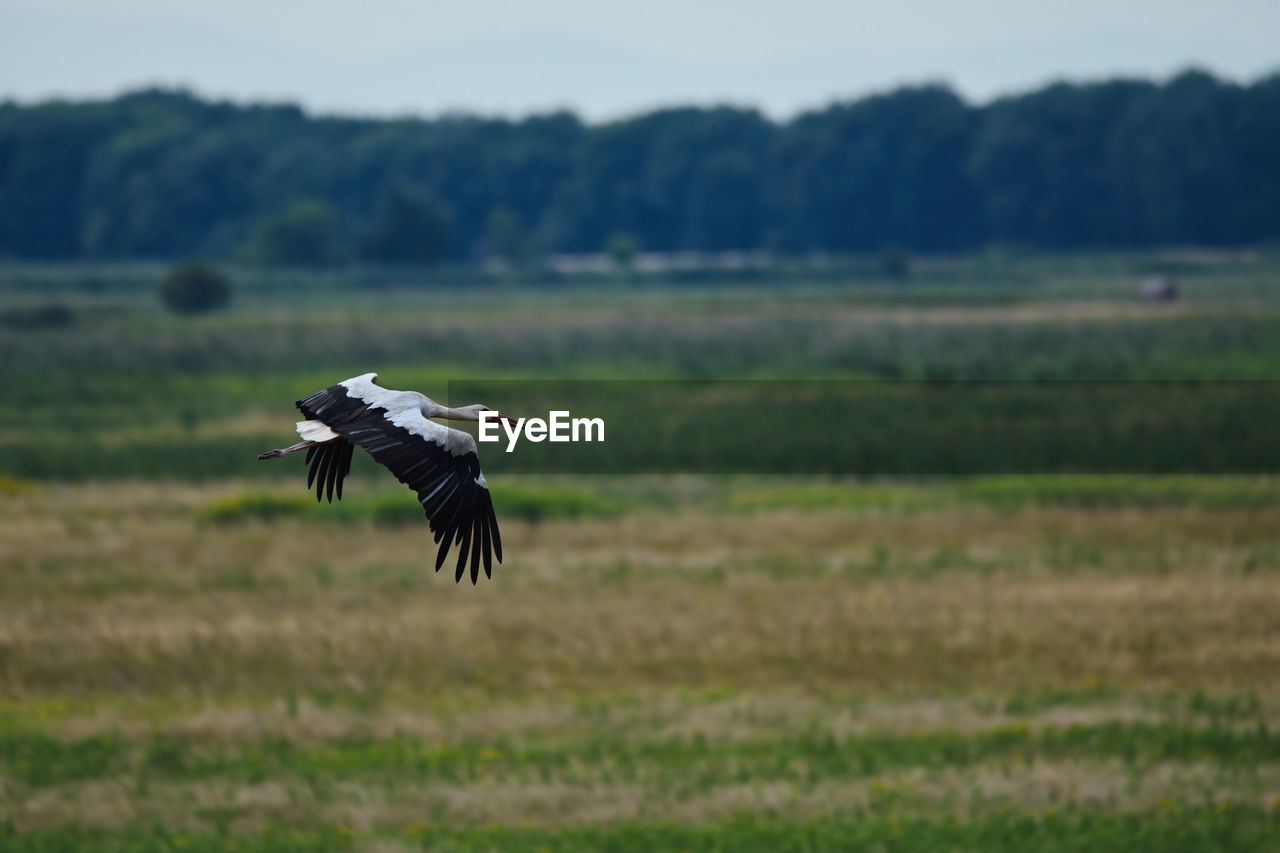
202;482;622;525
3;254;1280;848
6;721;1280;789
730;475;1280;513
3;253;1280;482
8;809;1280;853
202;491;312;523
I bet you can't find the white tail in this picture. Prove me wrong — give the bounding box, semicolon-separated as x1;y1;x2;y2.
296;419;340;442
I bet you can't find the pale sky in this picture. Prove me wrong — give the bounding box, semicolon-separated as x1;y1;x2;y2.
3;0;1278;119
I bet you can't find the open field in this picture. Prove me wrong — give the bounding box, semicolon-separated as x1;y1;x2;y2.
5;263;1280;482
2;479;1280;849
3;254;1280;849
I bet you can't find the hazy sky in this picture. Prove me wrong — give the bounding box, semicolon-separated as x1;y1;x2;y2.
3;0;1278;119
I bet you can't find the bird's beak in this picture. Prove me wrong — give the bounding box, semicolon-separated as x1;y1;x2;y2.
498;414;518;427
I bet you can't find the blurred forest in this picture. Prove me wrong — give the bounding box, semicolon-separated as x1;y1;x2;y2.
2;68;1278;264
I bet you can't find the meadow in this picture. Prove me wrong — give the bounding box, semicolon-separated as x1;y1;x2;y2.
2;253;1280;850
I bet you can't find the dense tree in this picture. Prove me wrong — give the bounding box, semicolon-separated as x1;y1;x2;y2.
1105;71;1241;245
542;107;771;252
1231;73;1280;244
1;71;1278;263
361;185;453;265
773;86;979;252
485;206;539;268
684;150;765;250
0;101;119;258
249;199;342;267
968;81;1154;247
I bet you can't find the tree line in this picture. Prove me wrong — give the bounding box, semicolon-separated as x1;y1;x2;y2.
1;68;1277;264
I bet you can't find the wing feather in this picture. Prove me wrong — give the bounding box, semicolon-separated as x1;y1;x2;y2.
455;512;473;582
488;499;503;564
480;511;492;579
470;514;483;583
324;444;339;502
313;445;331;502
335;441;354;501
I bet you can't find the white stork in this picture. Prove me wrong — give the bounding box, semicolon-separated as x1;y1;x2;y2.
257;373;511;584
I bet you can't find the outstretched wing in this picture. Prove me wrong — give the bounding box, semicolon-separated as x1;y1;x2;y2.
296;374;502;583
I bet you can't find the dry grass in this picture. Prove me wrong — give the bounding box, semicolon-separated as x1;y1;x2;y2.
35;691;1278;749
7;758;1278;832
2;482;1279;702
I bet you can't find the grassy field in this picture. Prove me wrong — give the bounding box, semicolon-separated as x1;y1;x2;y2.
2;254;1280;849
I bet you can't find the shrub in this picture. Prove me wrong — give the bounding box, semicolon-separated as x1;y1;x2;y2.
493;483;624;523
351;492;424;526
201;492;309;523
0;474;40;496
159;261;232;314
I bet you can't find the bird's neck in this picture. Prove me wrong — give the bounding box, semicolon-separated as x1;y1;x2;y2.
431;406;475;422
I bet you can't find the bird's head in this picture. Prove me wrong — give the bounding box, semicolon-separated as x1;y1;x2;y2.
458;403;516;426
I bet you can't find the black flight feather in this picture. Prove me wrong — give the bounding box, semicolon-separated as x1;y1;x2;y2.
481;511;492;579
313;445;331;502
470;514;483;584
455;516;473;583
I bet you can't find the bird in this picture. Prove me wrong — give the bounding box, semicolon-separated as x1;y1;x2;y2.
258;373;511;583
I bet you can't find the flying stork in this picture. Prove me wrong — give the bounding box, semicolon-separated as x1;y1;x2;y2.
258;373;512;583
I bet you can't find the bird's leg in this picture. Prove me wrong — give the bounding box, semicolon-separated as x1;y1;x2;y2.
257;440;315;460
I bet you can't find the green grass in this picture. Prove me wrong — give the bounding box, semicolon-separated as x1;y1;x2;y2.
492;482;625;521
3;722;1278;789
958;474;1280;509
6;808;1280;853
6;378;1280;480
4;255;1280;481
200;476;1280;530
5;254;1280;384
202;482;623;525
729;475;1280;513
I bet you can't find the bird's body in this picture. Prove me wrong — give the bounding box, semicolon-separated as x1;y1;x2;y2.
258;373;505;583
